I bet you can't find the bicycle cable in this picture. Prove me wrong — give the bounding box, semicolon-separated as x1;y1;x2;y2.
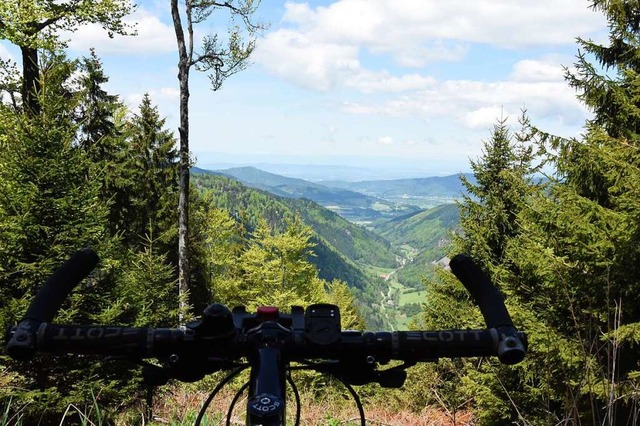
227;380;250;426
195;365;248;426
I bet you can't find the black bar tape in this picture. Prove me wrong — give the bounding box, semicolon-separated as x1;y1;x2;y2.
24;248;100;322
39;325;150;357
449;254;513;329
339;330;499;362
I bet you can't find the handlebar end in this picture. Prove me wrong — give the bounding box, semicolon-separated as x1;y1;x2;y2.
497;337;526;365
6;320;41;360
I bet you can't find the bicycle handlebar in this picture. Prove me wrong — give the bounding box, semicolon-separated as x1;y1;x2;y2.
24;248;99;323
450;254;512;329
5;249;527;425
17;323;523;363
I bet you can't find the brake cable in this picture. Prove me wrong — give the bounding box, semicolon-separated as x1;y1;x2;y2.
195;366;247;426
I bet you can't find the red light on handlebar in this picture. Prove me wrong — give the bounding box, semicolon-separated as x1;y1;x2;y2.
257;306;279;321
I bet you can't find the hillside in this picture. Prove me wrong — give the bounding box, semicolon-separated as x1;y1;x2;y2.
191;172;399;289
372;204;459;249
205;166;420;222
191;170;462;329
281;197;398;269
371;204;460;291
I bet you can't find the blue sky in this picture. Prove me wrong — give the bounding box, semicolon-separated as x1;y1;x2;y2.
0;0;608;177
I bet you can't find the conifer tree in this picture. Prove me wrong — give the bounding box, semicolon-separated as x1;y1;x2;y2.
76;49;122;157
456;113;538;267
118;232;180;327
122;94;179;251
418;114;544;423
73;50;133;238
0;52;126;420
508;2;640;421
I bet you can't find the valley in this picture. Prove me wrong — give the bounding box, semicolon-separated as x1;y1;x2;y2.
193;167;463;329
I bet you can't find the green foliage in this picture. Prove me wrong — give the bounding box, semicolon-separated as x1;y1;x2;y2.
417;114;548;423
456;113;539;266
118;234;181;327
217;217;326;309
0;0;133;51
0;53;139;422
374;203;459;289
0;0;133;114
119;93;179;251
192;172;371;290
0;53;111;327
419;3;640;423
283;197;398;269
184;0;265;91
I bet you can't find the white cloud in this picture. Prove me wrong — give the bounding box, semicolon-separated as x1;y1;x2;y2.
125;87;179;109
255;31;437;93
255;29;359;91
159;87;180;101
125;93;145;109
278;0;604;57
378;136;394;145
67;8;175;54
256;0;605;93
510;59;568;82
462;106;509;130
342;77;589;130
345;71;436;93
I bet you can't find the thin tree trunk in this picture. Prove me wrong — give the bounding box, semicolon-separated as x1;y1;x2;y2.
21;45;40;115
171;0;190;322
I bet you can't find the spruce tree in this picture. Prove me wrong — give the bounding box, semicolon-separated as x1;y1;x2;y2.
0;53;127;421
74;50;132;238
517;2;640;422
418;114;544;423
456;113;538;267
122;94;179;251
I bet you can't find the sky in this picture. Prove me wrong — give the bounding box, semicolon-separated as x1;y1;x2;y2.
0;0;609;177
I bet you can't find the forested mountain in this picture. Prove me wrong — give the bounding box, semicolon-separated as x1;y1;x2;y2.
191;171;401;288
373;203;459;249
370;204;459;290
198;166;420;221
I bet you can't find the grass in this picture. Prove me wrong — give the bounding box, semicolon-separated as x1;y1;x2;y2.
1;372;473;425
400;289;428;305
148;385;472;425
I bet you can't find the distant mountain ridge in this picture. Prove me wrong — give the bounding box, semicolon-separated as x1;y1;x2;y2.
194;166;471;211
322;174;474;198
201;166;420;221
